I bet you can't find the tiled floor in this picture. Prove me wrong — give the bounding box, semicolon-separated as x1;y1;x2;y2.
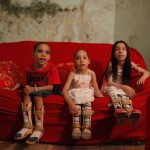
0;140;145;150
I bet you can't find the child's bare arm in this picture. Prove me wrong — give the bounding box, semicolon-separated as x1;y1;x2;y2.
121;85;136;99
131;62;150;86
106;72;136;98
62;72;79;115
91;71;104;97
24;84;54;95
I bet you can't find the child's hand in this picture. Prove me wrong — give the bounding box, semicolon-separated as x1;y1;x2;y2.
68;103;79;116
24;85;34;94
137;77;145;86
94;90;104;97
122;85;136;99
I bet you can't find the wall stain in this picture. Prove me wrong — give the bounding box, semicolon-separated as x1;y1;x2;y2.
0;0;62;21
0;0;78;22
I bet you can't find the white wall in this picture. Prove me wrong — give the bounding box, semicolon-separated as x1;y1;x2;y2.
115;0;150;71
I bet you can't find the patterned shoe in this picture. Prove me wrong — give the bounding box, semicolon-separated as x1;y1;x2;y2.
72;128;81;139
14;128;33;140
26;130;43;144
81;128;92;140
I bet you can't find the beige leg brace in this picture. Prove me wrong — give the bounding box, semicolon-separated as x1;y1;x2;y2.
72;108;82;139
26;106;44;144
14;102;33;140
81;108;94;140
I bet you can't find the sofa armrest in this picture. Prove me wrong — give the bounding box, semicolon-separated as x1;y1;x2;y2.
145;95;150;150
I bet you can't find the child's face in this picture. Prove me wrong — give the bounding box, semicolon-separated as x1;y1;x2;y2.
33;44;50;68
74;50;90;70
114;43;127;62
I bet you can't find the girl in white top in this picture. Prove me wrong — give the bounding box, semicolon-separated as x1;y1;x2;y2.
62;49;103;140
102;40;150;125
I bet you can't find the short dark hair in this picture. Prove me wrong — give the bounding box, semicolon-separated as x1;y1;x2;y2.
34;42;50;52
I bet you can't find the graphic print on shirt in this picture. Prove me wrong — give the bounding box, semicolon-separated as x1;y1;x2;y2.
26;71;49;87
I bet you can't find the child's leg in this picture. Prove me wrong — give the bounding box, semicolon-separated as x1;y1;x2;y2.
14;95;33;140
110;95;126;124
26;96;44;144
72;104;82;139
81;103;94;140
107;86;123;109
107;87;127;124
121;96;141;125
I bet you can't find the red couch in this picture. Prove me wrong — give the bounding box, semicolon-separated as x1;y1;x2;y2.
0;41;150;146
146;95;150;150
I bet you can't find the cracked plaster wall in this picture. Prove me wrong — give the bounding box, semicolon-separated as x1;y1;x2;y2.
0;0;115;43
0;0;150;70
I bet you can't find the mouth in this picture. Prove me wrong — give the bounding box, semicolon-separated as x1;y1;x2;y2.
80;64;86;67
40;58;46;62
118;55;124;58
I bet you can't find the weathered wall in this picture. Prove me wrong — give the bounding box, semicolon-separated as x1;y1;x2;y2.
0;0;115;43
0;0;150;70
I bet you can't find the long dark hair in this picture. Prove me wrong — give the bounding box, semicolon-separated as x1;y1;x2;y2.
106;40;131;84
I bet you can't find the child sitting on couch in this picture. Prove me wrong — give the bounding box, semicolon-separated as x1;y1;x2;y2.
101;40;150;125
14;42;60;144
62;49;103;140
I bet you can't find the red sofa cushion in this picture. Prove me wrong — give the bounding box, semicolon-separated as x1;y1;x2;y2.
56;62;74;89
0;60;22;89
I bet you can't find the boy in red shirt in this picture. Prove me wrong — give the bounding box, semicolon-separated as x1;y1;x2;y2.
14;42;60;144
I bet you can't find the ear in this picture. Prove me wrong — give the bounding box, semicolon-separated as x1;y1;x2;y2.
88;59;90;64
32;53;35;57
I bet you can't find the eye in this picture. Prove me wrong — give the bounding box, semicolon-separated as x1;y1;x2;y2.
37;49;42;53
115;48;119;51
46;51;50;54
83;56;87;59
75;57;80;60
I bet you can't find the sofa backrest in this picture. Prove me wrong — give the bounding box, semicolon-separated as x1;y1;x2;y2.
0;41;147;88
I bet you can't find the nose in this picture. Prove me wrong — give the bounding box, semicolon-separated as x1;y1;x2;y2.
80;58;84;62
41;52;46;56
119;49;123;53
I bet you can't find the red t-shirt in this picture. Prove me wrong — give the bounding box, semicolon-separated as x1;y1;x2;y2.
25;62;60;87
